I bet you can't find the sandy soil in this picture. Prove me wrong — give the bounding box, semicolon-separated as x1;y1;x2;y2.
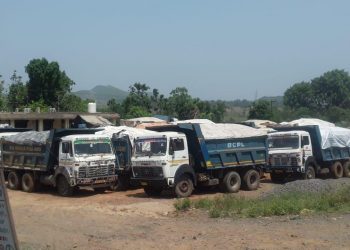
7;180;350;250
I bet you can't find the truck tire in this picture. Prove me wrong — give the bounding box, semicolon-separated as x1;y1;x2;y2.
143;186;163;197
302;165;316;180
331;161;343;179
56;175;74;197
220;171;241;193
21;173;36;193
270;172;285;183
112;175;130;191
174;175;194;198
243;169;260;190
343;161;350;177
7;171;21;190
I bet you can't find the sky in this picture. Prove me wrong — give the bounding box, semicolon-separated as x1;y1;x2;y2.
1;0;350;100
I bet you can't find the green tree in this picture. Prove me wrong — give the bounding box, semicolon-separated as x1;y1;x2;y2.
59;94;89;112
25;58;75;108
310;69;350;110
107;98;124;114
8;70;27;111
196;100;226;122
248;100;273;120
167;87;198;120
150;88;167;114
283;81;313;110
124;106;150;119
122;83;152;116
28;99;49;112
0;75;5;110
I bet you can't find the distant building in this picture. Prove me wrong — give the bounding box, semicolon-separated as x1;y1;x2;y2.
0;111;119;131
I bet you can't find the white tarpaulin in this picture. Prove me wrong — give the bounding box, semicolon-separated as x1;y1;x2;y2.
96;126;160;147
3;131;50;146
278;118;350;149
199;123;267;140
175;119;215;125
318;125;350;149
281;118;335;127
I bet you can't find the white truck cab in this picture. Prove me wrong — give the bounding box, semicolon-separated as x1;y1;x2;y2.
58;134;116;187
267;130;313;179
131;132;189;194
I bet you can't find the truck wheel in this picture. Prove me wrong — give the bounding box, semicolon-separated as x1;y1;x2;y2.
343;161;350;177
174;175;194;198
270;172;285;183
331;161;343;179
302;166;316;180
21;173;36;193
243;169;260;190
56;176;74;197
143;186;163;197
220;171;241;193
112;175;130;191
7;171;21;190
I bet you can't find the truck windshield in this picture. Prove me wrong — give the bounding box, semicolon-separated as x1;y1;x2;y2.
74;139;112;155
268;136;299;149
135;138;167;156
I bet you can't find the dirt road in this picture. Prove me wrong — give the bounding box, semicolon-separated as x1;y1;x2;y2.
7;181;350;250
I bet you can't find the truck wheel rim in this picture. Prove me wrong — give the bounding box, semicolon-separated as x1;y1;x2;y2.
336;165;342;175
180;181;189;193
250;174;256;184
230;177;237;186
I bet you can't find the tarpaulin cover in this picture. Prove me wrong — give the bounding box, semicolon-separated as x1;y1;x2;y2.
3;131;50;146
199;123;267;140
277;118;350;149
96;126;160;147
280;118;335;127
318;126;350;149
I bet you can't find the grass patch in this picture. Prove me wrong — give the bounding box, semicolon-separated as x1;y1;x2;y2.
174;198;191;211
174;186;350;218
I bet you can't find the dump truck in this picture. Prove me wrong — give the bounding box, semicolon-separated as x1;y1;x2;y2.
2;129;117;196
0;128;32;157
266;125;350;182
131;123;268;198
96;126;161;190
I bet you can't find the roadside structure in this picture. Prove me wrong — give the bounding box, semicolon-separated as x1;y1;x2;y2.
0;111;119;131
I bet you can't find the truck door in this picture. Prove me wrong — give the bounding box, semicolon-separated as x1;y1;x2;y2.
301;135;312;160
169;137;189;165
112;135;131;171
60;141;73;165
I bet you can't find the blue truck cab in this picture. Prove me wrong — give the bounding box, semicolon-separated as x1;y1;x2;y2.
131;123;268;198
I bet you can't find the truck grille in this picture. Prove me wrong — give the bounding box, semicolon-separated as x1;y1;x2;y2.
133;166;163;178
78;165;115;178
273;157;298;166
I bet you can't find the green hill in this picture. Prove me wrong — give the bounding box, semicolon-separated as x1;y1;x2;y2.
74;85;128;106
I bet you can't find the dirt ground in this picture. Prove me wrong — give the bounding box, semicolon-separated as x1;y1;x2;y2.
7;180;350;250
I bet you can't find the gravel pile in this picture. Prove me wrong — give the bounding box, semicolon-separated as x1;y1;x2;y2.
263;178;350;198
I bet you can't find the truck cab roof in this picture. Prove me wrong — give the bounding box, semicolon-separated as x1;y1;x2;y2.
61;134;110;141
135;131;184;140
268;130;309;137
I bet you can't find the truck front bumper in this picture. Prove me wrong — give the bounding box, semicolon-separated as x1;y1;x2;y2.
264;166;302;173
75;175;117;186
131;177;169;189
